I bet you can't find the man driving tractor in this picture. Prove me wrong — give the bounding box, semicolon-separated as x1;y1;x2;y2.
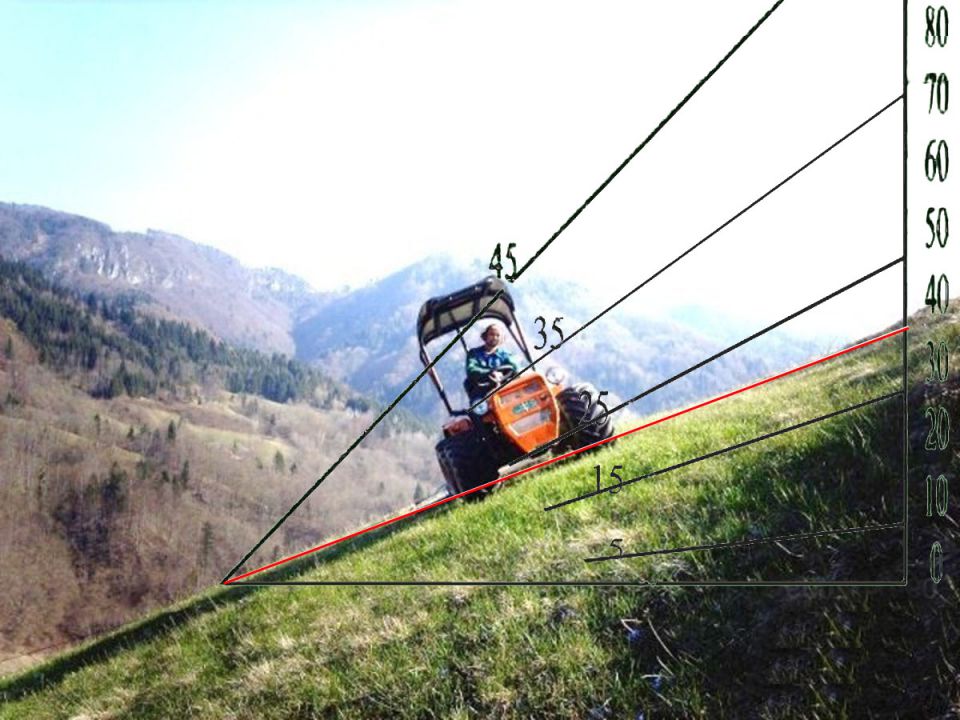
465;323;519;402
417;276;613;495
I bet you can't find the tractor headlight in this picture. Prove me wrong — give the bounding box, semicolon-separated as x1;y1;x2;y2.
545;366;567;385
473;400;489;415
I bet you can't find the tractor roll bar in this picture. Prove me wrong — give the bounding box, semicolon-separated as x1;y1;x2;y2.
416;276;536;415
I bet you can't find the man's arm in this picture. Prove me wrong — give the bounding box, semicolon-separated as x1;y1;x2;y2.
496;349;520;373
465;348;488;379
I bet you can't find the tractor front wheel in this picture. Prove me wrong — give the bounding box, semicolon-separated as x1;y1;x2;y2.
436;432;498;498
557;383;615;452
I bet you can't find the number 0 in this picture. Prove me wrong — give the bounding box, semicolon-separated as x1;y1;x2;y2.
930;542;944;584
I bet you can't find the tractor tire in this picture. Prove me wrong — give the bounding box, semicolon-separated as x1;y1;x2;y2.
436;432;498;499
557;383;615;452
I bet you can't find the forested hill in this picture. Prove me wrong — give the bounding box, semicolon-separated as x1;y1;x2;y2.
0;257;370;412
0;202;327;355
1;204;824;424
0;257;437;671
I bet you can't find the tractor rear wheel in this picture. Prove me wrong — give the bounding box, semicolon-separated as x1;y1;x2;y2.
557;383;615;452
436;432;498;498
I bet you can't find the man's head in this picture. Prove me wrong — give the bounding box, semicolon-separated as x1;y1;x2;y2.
481;323;503;351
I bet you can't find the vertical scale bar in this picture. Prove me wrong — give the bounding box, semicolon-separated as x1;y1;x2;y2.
902;0;910;585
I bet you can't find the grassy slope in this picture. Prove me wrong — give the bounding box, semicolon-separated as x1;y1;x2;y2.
1;309;958;718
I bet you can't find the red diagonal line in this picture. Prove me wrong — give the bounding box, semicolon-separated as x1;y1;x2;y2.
223;325;907;584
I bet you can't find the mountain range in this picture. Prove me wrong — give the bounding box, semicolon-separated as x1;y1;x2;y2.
0;202;823;419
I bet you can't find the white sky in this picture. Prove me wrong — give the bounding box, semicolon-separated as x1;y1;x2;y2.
2;0;947;341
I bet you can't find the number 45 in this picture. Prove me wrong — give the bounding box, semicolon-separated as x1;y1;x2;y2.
489;243;518;282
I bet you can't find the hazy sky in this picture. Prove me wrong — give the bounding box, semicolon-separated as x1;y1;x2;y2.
0;0;937;341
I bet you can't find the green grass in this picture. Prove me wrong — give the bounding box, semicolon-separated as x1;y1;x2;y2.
2;310;958;718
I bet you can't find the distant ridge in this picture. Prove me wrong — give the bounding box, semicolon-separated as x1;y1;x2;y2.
0;202;331;355
0;202;822;420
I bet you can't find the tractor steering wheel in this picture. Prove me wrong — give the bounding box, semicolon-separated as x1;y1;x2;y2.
489;365;517;383
472;366;517;396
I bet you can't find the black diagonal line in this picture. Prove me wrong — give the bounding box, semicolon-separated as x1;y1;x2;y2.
511;0;786;281
221;290;504;583
468;94;903;414
545;390;900;512
518;255;903;464
583;521;903;563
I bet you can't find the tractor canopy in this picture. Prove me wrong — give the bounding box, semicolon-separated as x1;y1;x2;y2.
416;275;535;415
416;276;517;347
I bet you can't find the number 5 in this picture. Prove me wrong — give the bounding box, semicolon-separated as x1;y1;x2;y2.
550;317;565;348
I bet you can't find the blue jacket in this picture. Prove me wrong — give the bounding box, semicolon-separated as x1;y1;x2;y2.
465;346;519;382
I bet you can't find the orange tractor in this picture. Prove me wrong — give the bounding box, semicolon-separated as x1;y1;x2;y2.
417;277;615;496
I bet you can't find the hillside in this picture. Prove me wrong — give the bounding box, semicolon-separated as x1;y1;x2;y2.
0;203;331;355
0;203;822;422
1;307;955;718
0;262;439;672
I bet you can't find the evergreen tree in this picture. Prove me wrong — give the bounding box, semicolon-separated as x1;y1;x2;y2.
199;522;214;569
108;371;125;399
0;257;379;412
